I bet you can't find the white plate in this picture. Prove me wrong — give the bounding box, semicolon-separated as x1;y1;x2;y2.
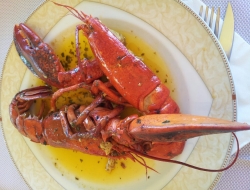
1;0;235;189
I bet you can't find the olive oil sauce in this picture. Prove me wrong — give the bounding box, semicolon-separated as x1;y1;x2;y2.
33;26;176;186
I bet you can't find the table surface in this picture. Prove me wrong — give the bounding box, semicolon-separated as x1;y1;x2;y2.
0;0;249;189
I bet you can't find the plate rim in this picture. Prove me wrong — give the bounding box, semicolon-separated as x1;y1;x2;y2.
176;1;236;188
0;0;236;189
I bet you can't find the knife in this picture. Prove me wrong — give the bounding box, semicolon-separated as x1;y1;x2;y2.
219;2;235;60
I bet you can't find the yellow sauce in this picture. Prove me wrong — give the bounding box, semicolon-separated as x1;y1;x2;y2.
45;146;153;184
35;26;176;186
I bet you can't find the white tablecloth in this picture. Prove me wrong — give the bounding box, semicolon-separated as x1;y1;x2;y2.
0;0;249;189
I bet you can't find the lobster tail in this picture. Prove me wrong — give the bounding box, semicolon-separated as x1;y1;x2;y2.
9;86;53;141
9;86;52;123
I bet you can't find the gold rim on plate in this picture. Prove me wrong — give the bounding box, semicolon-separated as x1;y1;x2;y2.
1;0;236;189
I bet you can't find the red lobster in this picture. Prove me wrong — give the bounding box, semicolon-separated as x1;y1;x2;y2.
10;2;250;172
9;86;250;172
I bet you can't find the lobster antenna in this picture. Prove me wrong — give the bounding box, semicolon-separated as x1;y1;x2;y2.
53;2;87;22
128;132;239;172
129;152;158;176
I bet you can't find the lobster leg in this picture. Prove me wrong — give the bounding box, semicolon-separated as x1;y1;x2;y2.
60;95;104;138
50;80;130;111
70;95;104;127
58;59;103;86
58;22;104;86
50;82;91;111
91;80;128;105
129;114;250;142
60;96;124;139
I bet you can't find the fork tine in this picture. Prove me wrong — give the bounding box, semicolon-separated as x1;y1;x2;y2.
214;7;220;37
209;7;214;28
199;5;203;16
205;6;209;22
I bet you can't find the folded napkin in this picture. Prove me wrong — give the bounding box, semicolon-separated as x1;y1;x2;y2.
182;0;250;154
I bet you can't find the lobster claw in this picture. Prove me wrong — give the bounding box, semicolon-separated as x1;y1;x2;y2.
13;23;65;88
129;114;250;142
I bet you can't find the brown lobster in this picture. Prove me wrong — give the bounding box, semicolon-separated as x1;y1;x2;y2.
10;2;250;172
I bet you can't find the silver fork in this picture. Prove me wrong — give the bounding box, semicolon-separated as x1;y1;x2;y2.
199;5;220;38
